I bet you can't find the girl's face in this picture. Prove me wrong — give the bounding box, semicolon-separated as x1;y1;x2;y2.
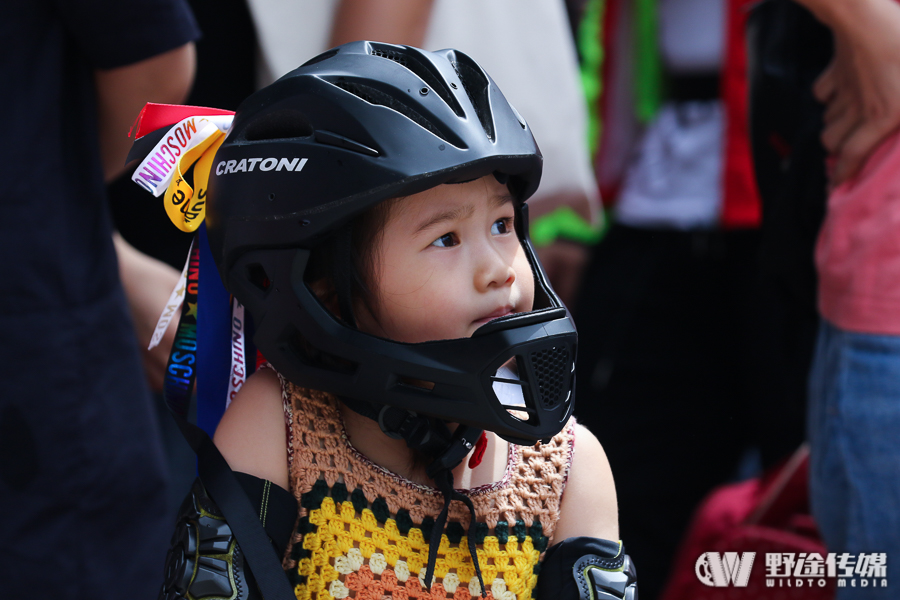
356;176;535;343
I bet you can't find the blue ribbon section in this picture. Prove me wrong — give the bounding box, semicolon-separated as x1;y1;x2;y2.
196;222;233;438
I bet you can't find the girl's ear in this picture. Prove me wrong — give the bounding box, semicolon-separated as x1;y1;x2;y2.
309;279;340;318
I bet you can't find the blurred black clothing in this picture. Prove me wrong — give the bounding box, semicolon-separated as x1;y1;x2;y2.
574;225;762;600
109;0;257;269
0;0;198;597
748;0;831;329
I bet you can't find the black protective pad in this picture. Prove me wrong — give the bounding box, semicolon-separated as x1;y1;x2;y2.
535;537;623;600
161;474;298;600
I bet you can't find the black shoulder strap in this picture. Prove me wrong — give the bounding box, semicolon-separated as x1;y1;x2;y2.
176;419;296;600
233;471;297;558
163;238;296;600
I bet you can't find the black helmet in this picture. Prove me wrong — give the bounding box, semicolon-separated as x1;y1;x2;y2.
206;41;576;446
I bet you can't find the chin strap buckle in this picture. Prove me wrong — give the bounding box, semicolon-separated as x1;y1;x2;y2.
425;425;483;479
376;405;444;449
376;406;483;475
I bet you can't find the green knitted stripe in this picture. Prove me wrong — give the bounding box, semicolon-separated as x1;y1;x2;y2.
297;482;550;551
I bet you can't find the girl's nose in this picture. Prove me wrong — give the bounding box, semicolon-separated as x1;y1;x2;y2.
475;243;516;292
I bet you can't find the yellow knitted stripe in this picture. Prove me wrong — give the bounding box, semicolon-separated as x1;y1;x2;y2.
292;497;541;600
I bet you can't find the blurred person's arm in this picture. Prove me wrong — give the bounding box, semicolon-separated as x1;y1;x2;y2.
793;0;900;184
329;0;435;48
114;233;181;391
95;42;196;182
97;43;196;389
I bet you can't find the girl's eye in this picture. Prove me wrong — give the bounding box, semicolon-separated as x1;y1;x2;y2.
431;233;458;248
491;218;513;235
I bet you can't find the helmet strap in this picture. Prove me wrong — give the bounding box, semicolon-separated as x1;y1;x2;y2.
333;227;358;328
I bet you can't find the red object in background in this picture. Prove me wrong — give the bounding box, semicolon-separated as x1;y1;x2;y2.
659;446;835;600
719;0;763;229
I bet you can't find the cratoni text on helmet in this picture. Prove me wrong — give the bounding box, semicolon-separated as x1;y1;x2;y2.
215;157;308;175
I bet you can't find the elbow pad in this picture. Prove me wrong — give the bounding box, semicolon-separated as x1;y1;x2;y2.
536;537;637;600
159;474;297;600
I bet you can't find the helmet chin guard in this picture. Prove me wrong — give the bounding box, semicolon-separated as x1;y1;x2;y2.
207;41;577;445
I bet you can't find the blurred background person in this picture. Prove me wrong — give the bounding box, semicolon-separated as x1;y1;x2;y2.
571;0;811;597
0;0;198;598
754;0;900;595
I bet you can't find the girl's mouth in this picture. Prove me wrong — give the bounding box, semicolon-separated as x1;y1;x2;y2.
472;306;515;328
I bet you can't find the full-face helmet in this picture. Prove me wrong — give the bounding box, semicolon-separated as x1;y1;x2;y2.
206;41;577;447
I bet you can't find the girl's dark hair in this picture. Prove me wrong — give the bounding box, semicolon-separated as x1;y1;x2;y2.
303;198;398;327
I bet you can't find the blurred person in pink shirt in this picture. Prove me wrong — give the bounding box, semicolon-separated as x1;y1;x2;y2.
794;0;900;596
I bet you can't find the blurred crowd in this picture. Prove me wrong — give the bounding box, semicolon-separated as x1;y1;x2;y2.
3;0;900;599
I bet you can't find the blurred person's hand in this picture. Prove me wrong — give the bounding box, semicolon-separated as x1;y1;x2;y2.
114;233;181;392
528;189;600;311
802;0;900;185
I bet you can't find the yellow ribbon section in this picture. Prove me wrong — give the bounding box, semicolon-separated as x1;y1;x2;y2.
164;126;225;232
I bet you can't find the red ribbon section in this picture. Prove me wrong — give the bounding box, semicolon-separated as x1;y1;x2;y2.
130;103;235;140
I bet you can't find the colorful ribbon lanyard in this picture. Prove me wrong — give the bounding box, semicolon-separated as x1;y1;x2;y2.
158;228;247;423
136;104;248;423
163;239;200;419
153;232;248;426
131;102;295;599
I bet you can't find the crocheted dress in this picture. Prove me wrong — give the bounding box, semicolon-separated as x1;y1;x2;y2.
275;377;576;600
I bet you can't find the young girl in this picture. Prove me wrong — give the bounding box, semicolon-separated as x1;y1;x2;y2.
158;42;635;600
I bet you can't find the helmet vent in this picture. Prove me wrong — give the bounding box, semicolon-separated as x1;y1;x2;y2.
530;346;570;409
369;44;464;118
370;46;408;66
451;56;495;141
241;109;313;142
332;79;461;146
